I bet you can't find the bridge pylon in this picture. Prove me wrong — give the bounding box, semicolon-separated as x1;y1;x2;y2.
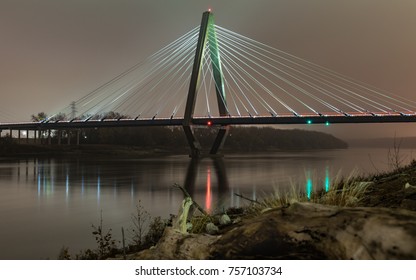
183;10;229;158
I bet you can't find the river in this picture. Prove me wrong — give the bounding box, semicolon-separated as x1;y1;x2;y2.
0;147;414;259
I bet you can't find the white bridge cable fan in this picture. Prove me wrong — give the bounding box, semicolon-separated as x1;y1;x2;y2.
212;25;416;117
48;27;200;121
47;23;416;122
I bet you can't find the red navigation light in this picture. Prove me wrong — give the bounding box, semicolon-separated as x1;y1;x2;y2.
207;121;212;126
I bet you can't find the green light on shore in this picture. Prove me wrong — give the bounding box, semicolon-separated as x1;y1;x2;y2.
307;120;312;124
325;121;330;126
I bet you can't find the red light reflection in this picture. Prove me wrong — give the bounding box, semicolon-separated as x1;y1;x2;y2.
205;167;212;213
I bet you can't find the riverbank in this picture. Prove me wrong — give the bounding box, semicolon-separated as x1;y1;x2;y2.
0;143;349;160
121;161;416;260
0;143;179;158
0;126;348;158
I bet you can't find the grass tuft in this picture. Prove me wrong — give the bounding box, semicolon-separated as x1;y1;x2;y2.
244;170;373;215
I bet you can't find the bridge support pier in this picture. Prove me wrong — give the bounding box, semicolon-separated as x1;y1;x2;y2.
210;126;229;155
183;126;202;158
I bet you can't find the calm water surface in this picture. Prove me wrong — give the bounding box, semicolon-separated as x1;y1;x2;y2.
0;148;413;259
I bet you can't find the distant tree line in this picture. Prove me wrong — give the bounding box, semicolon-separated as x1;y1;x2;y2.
31;111;129;122
27;111;347;151
61;126;346;151
224;126;348;151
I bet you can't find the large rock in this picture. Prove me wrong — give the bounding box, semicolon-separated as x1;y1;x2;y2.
205;223;219;235
219;214;231;226
132;202;416;260
131;227;219;259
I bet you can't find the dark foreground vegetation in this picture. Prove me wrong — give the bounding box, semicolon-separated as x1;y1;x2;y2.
58;202;168;260
0;126;347;157
59;159;416;260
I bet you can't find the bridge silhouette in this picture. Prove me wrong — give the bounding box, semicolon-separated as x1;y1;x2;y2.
1;11;416;157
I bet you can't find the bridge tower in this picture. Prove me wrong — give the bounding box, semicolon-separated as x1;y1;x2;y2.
183;10;229;158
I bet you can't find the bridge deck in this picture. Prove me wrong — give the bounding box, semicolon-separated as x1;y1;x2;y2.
1;113;416;130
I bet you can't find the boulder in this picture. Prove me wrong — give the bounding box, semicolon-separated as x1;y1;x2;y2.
131;227;219;259
219;214;231;226
131;202;416;260
211;203;416;259
205;222;219;235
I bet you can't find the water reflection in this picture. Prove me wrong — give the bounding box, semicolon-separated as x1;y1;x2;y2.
66;171;69;198
97;173;101;201
5;148;408;259
37;162;54;198
325;166;330;192
206;167;211;212
183;158;229;213
306;170;313;200
16;155;332;212
31;159;131;203
304;165;332;200
9;156;336;209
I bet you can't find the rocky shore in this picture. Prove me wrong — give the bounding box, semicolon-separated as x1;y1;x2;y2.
129;203;416;259
121;162;416;260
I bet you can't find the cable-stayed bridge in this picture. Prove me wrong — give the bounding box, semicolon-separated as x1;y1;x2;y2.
1;11;416;157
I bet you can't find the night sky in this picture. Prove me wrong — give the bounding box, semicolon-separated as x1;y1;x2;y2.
1;0;415;139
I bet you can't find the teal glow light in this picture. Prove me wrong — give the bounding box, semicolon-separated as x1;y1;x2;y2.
97;175;101;200
37;173;41;197
325;121;330;126
66;173;69;197
325;167;330;192
307;119;312;124
306;178;312;200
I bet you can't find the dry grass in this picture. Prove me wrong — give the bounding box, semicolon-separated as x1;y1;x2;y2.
317;175;372;207
254;183;308;212
189;215;214;234
246;170;372;214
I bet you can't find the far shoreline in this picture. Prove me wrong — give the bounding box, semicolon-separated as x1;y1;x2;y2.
0;143;349;159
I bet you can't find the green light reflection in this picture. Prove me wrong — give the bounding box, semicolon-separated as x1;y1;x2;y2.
306;171;312;200
305;166;331;199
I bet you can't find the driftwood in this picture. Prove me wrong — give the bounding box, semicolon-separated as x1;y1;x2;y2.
171;184;210;234
173;197;194;233
234;193;261;204
132;202;416;260
173;183;208;216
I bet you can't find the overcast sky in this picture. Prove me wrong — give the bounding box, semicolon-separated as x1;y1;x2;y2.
1;0;415;139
